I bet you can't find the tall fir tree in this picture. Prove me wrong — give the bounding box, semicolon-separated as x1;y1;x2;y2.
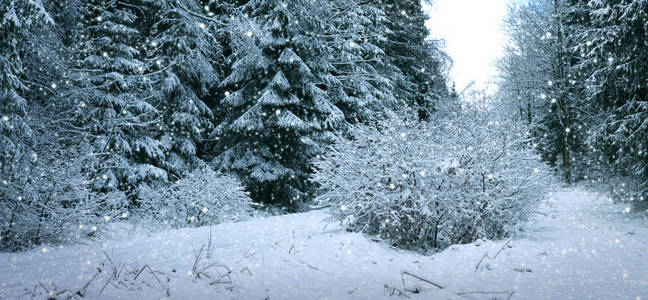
575;0;648;202
1;0;53;177
212;0;345;207
322;0;397;124
379;0;447;120
147;0;222;178
72;0;166;196
1;0;55;249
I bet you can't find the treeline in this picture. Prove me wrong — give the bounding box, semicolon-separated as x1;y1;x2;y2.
498;0;648;204
0;0;449;250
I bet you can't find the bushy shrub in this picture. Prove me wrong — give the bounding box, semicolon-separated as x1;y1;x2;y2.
312;104;551;252
0;149;128;252
137;166;253;228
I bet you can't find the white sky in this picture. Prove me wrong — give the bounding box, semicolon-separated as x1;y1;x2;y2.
424;0;510;92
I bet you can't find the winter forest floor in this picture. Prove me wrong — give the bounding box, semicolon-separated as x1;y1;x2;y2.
1;188;648;300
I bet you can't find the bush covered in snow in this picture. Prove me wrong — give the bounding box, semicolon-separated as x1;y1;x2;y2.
137;166;253;228
313;104;551;252
0;148;128;252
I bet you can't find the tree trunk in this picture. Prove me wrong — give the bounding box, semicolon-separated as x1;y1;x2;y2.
562;129;571;184
554;0;571;184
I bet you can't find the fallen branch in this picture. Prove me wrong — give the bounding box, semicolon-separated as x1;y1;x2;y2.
209;271;233;286
147;266;163;286
133;265;148;281
37;282;49;294
82;269;102;290
494;239;512;259
474;253;490;272
102;249;114;266
206;229;214;259
192;245;206;276
99;250;120;294
401;271;443;289
99;269;114;294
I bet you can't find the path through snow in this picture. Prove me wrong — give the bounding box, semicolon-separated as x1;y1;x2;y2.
1;188;647;299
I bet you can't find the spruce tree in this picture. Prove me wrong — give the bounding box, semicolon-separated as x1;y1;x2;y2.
72;0;166;195
1;0;53;175
0;0;54;249
379;0;447;120
212;0;344;207
576;0;648;201
323;0;397;123
147;0;222;177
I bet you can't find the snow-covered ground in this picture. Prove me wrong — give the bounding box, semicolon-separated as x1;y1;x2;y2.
1;188;647;299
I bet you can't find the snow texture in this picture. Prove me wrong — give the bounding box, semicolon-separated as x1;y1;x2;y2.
1;188;647;299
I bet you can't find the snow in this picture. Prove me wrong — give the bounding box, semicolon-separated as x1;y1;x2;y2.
2;188;648;299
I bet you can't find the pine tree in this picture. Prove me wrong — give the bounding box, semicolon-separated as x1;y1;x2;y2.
1;0;53;176
1;0;55;250
212;0;345;207
576;0;648;201
379;0;447;120
322;0;397;124
72;0;166;195
147;0;222;177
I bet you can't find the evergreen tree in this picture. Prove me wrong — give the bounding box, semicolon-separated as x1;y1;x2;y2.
1;0;53;180
576;0;648;201
212;0;345;207
1;0;54;249
72;0;166;195
379;0;448;120
147;0;222;177
322;0;397;124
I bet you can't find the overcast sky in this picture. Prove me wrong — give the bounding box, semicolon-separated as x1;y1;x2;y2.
424;0;510;92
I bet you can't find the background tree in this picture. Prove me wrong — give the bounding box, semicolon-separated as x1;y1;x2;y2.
1;0;53;193
0;0;123;251
575;0;648;203
498;0;586;183
320;0;396;124
379;0;449;120
71;0;166;196
212;0;346;207
1;0;453;249
147;0;223;178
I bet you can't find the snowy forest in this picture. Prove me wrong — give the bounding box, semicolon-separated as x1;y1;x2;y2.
1;0;647;299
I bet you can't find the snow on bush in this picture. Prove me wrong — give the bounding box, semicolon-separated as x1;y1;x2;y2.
0;150;128;252
313;104;551;252
137;166;253;228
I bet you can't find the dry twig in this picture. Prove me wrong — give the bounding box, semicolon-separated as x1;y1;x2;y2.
401;271;443;289
475;239;511;272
